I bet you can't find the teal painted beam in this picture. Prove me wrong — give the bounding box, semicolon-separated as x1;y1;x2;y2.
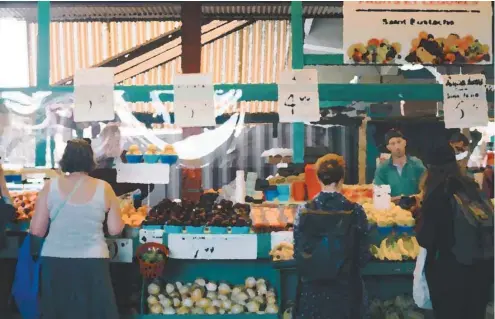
304;54;344;65
0;84;493;103
35;1;51;168
36;1;50;89
291;1;305;164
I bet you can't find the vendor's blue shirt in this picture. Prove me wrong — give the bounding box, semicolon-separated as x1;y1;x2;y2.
374;156;426;197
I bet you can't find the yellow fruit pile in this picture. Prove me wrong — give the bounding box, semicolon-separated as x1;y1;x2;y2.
128;144;142;155
362;202;415;227
121;202;148;227
269;242;294;262
145;144;159;155
370;236;419;261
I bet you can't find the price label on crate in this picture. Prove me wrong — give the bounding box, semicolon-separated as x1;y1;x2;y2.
168;234;258;260
139;228;165;244
116;163;170;184
106;238;133;263
373;184;391;211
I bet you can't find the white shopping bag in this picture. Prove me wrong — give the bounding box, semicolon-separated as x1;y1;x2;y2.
413;247;433;310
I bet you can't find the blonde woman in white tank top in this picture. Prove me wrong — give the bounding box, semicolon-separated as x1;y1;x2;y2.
30;139;124;319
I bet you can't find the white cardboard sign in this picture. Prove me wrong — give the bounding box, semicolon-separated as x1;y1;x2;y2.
373;184;391;211
139;228;165;244
278;69;320;123
343;2;493;65
442;74;488;128
167;234;258;260
106;238;133;263
173;73;216;127
270;231;294;250
74;68;115;122
116;163;170;184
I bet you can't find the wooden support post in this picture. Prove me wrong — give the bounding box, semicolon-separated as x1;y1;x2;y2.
180;2;203;201
291;1;305;164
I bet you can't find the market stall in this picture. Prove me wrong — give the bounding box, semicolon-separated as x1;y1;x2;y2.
0;1;494;319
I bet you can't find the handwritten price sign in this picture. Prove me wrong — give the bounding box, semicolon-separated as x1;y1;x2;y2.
74;68;115;123
167;234;258;260
278;69;320;123
173;73;216;127
442;74;488;128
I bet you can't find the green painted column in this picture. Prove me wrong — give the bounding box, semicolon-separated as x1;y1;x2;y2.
36;1;50;89
291;1;305;164
34;1;51;167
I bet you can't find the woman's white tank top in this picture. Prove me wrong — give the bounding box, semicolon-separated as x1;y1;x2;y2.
41;178;109;258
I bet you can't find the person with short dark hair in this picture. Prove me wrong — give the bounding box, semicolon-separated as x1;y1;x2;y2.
30;139;123;319
374;129;426;199
294;154;370;319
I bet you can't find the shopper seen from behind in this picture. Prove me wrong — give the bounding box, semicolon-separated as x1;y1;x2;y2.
417;141;494;319
374;129;426;200
294;154;370;319
29;139;124;319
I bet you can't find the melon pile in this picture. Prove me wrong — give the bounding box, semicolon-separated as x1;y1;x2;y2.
11;191;38;221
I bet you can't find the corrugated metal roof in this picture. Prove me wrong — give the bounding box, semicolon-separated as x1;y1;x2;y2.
36;19;292;121
0;1;342;22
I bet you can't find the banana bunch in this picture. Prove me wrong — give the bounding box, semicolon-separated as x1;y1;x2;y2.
362;202;415;227
370;236;420;261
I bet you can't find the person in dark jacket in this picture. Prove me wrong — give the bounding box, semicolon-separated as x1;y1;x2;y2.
417;141;493;319
294;154;370;319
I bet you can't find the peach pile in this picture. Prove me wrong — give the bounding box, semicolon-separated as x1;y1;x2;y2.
12;191;38;221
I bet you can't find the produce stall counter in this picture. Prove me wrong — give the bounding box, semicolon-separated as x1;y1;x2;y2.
271;259;415;276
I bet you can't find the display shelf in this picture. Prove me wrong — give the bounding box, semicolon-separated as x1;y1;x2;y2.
133;315;279;319
271;260;415;276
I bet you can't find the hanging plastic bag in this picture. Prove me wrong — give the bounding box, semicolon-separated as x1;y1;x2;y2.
412;247;433;310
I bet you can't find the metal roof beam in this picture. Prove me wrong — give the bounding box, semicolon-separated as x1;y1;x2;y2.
114;20;254;83
54;20;229;85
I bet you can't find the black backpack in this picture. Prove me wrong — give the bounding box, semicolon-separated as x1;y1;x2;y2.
295;200;357;282
450;190;494;265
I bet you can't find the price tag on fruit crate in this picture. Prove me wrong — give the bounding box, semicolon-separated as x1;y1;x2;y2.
373;184;391;210
139;229;165;244
116;163;170;184
270;231;294;250
168;234;258;260
106;238;133;263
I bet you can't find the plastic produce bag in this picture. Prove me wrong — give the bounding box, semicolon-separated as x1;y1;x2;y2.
413;247;433;310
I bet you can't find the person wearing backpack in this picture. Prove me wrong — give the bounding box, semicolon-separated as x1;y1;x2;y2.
294;154;370;319
417;141;494;319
